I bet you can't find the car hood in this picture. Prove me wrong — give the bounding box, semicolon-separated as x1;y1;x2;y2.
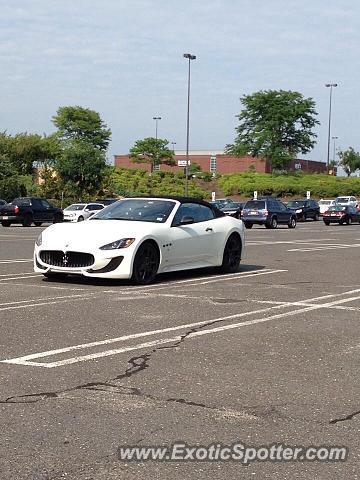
40;220;165;250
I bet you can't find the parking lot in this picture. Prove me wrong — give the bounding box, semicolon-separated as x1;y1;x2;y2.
1;221;360;479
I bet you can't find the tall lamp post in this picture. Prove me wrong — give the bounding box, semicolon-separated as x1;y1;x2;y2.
153;116;161;140
171;141;176;152
331;136;338;164
325;83;338;172
183;53;196;196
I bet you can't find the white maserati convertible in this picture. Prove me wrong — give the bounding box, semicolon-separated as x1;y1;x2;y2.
34;197;245;284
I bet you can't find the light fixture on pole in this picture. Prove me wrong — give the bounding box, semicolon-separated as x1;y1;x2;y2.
171;141;176;152
331;136;338;164
153;116;161;139
183;53;196;196
325;83;338;171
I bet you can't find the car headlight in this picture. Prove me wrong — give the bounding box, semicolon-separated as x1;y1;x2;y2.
99;238;135;250
35;233;42;247
296;209;303;213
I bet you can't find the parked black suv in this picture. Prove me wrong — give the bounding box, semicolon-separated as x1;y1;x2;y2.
242;197;297;229
287;199;320;221
0;197;63;227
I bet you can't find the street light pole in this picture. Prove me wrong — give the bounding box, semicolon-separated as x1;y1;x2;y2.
325;83;338;172
183;53;196;196
331;136;338;164
153;116;161;140
171;141;176;152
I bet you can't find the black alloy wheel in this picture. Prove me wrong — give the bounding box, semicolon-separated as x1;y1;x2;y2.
220;234;242;273
288;217;296;229
270;217;278;229
132;242;159;284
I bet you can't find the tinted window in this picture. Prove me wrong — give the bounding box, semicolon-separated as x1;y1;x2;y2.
278;202;288;211
244;201;266;209
287;200;306;208
13;198;31;206
173;203;214;224
88;204;104;211
40;199;50;209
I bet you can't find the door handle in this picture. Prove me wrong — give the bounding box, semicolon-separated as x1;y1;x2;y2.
206;227;213;232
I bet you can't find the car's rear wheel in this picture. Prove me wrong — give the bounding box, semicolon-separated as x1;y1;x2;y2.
288;217;296;229
244;222;253;229
22;214;32;227
53;214;62;224
1;221;10;227
314;213;320;221
347;217;352;225
34;222;42;227
132;241;159;285
270;217;278;229
324;220;330;226
220;234;242;273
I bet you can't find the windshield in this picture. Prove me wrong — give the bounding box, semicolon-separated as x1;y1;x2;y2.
319;200;332;205
65;204;86;211
287;201;306;208
336;197;349;203
91;199;176;223
244;201;265;209
328;205;346;211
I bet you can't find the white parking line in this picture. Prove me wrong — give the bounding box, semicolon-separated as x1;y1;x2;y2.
0;275;41;282
3;287;360;368
0;259;33;264
288;243;360;252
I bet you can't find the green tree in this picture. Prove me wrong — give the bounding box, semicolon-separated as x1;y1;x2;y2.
52;106;112;199
0;132;60;175
52;106;111;151
338;147;360;177
129;137;175;173
55;139;108;199
226;90;319;170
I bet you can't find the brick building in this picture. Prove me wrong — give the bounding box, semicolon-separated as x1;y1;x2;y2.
114;151;328;175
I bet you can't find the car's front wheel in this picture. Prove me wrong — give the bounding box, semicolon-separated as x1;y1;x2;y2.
324;220;330;226
220;234;242;274
1;221;10;227
132;241;160;284
244;222;253;229
288;217;297;229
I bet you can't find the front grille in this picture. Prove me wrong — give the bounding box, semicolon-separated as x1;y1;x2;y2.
40;250;94;268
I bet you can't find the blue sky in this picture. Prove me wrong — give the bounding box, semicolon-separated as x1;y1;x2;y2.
1;0;359;166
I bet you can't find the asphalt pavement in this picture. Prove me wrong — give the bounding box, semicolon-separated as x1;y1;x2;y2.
0;221;360;479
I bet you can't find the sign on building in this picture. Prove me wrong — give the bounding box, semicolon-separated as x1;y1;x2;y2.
178;160;191;167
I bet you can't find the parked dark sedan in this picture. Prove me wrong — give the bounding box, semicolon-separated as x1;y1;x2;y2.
211;200;243;219
323;205;360;225
287;199;320;221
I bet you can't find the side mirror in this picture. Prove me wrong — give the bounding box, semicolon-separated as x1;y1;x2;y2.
179;215;195;225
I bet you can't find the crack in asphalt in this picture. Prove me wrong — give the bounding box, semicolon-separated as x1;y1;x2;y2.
0;317;224;406
329;409;360;424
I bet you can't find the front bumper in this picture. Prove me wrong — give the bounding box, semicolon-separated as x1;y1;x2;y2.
34;245;135;279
